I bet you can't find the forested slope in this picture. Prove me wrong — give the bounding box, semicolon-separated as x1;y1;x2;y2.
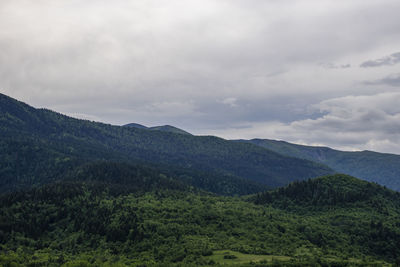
240;138;400;191
1;174;399;266
0;93;333;193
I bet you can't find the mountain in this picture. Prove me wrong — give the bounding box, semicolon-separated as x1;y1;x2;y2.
2;93;400;266
124;122;192;135
239;138;400;191
149;125;192;135
123;123;148;129
1;174;398;265
0;93;333;193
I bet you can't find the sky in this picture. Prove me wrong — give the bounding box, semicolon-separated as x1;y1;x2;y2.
1;0;400;154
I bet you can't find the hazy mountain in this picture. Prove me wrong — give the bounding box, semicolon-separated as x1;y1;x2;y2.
123;123;148;129
239;138;400;191
149;125;192;135
124;123;192;135
0;93;333;193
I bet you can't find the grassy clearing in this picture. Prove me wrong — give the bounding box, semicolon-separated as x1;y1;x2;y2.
204;250;392;266
205;250;291;265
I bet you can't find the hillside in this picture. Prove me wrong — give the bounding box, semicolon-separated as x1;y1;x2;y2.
1;174;398;266
64;161;267;196
0;93;333;193
251;175;400;264
240;138;400;191
255;174;400;209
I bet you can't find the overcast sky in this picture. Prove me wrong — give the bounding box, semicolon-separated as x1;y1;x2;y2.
1;0;400;153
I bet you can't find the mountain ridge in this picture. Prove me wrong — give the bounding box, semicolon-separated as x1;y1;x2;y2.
0;93;333;193
238;138;400;191
124;123;192;135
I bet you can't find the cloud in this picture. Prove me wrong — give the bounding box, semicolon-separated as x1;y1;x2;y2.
360;52;400;68
365;73;400;87
206;92;400;154
219;97;238;107
320;63;351;69
1;0;400;153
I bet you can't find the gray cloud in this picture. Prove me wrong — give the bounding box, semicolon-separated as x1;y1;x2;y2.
320;63;351;69
1;0;400;153
360;52;400;68
365;73;400;87
207;92;400;153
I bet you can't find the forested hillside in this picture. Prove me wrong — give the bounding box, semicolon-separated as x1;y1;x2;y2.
0;93;333;193
240;138;400;191
1;174;399;266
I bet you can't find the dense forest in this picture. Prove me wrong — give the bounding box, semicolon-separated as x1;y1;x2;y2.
0;93;333;193
1;174;400;266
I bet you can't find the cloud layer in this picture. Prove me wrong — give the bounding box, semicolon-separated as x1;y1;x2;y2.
1;0;400;153
361;52;400;68
365;73;400;87
207;92;400;153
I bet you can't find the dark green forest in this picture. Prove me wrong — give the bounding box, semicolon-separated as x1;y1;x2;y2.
240;138;400;191
2;93;400;266
1;174;399;266
0;93;333;193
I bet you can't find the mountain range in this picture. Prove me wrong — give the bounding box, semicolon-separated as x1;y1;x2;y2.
238;138;400;191
0;93;333;193
2;92;400;266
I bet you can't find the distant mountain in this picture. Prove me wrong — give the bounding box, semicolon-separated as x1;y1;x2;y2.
124;123;192;135
0;93;333;193
239;138;400;191
149;125;192;135
124;123;148;129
